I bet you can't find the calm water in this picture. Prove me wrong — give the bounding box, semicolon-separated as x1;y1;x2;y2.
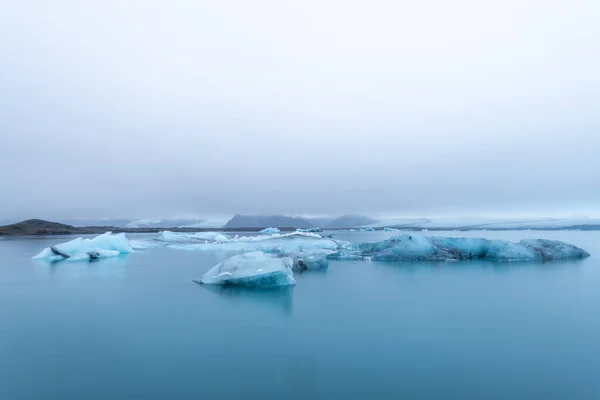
1;230;599;399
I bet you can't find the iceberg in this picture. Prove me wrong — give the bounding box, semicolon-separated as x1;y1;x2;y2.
260;227;280;234
32;232;134;262
358;227;375;232
289;251;330;271
331;234;590;262
128;239;162;250
383;227;400;232
296;227;322;233
198;252;296;287
171;232;346;255
158;231;229;243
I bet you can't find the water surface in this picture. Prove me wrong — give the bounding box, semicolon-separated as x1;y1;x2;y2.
1;231;599;399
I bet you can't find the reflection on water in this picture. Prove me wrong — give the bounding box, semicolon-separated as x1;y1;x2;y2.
370;257;589;274
197;283;294;315
32;256;128;280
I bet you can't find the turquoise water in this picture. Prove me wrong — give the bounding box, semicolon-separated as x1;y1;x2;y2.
1;230;599;399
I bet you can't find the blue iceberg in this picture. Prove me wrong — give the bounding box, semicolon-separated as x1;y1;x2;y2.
330;234;590;262
289;251;330;271
33;232;135;262
198;252;296;287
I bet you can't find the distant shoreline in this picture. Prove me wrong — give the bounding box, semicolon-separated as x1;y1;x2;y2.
1;219;599;236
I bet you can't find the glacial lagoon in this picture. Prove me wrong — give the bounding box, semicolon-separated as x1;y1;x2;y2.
1;230;599;399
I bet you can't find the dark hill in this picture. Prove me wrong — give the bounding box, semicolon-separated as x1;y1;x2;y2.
0;219;301;236
0;219;88;235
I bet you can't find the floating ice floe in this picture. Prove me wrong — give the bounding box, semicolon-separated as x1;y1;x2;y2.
330;234;590;262
197;252;296;287
296;227;322;233
158;231;229;243
32;232;135;262
260;227;280;234
170;232;347;255
383;227;400;232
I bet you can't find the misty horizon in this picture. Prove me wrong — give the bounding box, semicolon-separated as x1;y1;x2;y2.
1;0;599;221
3;212;600;230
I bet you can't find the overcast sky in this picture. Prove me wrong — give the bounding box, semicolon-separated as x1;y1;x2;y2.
1;0;599;221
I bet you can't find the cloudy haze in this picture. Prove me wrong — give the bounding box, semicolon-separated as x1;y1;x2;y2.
1;0;599;221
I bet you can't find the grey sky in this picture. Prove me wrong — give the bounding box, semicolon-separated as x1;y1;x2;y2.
1;0;599;221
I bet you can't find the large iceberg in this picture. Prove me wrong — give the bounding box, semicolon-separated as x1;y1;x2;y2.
33;232;135;262
331;234;590;262
198;252;296;287
260;227;280;234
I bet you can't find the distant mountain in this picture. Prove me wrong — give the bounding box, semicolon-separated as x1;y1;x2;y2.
224;214;314;229
124;218;207;228
60;218;134;227
0;218;282;236
3;216;600;236
323;214;378;228
57;218;207;228
0;219;88;235
224;214;379;229
304;217;331;227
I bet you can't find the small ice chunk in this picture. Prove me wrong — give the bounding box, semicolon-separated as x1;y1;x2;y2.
199;252;296;287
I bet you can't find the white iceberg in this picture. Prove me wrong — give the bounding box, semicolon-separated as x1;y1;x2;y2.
198;252;296;287
171;232;346;255
32;232;135;262
383;227;400;232
331;234;590;262
260;227;280;234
